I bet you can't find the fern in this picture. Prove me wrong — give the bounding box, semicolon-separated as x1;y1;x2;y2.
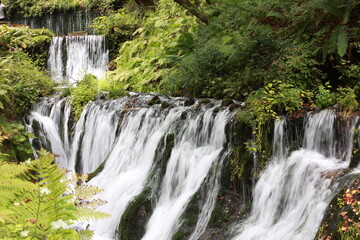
0;149;109;239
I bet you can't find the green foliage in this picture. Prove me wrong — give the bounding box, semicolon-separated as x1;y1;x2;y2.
91;9;139;59
315;83;336;109
0;116;34;162
336;87;358;112
317;179;360;240
0;25;54;67
107;0;197;92
0;51;54;120
6;0;118;17
70;74;99;119
0;149;109;239
245;81;307;155
0;26;54;51
98;78;125;98
266;46;325;90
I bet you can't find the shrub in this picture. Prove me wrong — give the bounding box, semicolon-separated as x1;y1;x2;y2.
315;83;336;109
70;74;99;119
336;87;358;112
0;52;54;120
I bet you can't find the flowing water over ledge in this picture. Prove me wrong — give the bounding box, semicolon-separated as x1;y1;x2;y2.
26;95;360;240
231;111;359;240
11;10;99;36
48;35;109;83
27;94;232;239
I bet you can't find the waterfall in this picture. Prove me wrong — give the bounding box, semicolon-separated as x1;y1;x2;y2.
27;92;360;240
141;109;228;240
232;110;358;240
48;35;108;82
27;94;232;239
48;37;64;81
11;10;98;36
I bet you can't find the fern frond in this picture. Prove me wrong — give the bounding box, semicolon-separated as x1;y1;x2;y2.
0;163;30;179
79;230;94;240
76;209;110;222
75;185;104;200
337;25;348;57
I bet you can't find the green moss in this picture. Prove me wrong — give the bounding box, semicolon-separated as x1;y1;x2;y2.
198;99;211;105
161;101;170;108
118;188;152;240
87;160;106;181
172;191;201;240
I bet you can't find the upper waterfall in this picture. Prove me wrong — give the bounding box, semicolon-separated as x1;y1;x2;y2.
48;35;108;83
11;10;98;36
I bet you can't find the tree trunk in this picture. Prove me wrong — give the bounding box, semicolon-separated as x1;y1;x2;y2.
172;0;209;24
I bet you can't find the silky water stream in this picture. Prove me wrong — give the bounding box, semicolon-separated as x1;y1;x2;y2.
27;95;231;239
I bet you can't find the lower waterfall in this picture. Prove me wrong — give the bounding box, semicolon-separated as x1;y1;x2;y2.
27;95;360;240
27;94;231;239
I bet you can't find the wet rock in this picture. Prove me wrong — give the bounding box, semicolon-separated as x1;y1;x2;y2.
229;103;241;111
161;101;170;108
148;96;161;105
95;91;108;100
181;112;187;120
213;107;221;113
68;31;88;36
184;98;195;106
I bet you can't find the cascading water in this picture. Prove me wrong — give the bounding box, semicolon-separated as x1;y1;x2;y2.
232;110;358;240
27;94;232;240
141;109;228;240
48;35;108;82
11;10;98;36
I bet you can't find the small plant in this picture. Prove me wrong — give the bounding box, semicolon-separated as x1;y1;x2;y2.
70;74;99;120
315;83;336;109
336;87;358;113
245;80;305;155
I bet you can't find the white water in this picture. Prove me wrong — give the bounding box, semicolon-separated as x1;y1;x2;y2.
232;110;357;240
26;97;71;169
28;95;231;240
142;109;228;240
48;35;108;82
11;11;97;36
48;37;64;81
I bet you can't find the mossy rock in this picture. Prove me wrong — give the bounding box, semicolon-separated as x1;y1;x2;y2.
229;103;241;111
118;188;153;240
221;98;234;107
198;99;211;105
148;96;161;105
172;190;202;240
161;101;170;108
87;160;106;181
